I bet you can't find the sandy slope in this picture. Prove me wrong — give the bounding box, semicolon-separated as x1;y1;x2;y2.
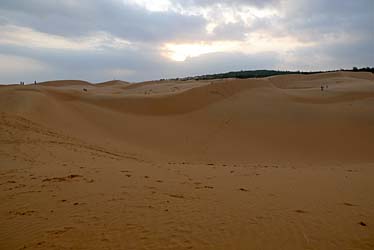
0;72;373;249
95;80;130;87
39;80;92;87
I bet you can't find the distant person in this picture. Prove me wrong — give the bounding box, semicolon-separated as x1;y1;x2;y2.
321;85;324;91
34;80;37;85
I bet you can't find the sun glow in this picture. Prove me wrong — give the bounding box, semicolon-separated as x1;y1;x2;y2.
162;31;314;62
163;42;237;61
125;0;172;12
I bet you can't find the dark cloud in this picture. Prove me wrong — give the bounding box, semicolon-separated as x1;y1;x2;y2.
252;0;374;41
284;36;374;71
0;0;207;42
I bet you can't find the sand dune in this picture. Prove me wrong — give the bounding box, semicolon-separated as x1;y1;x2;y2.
82;78;265;115
95;80;130;87
39;80;92;87
1;72;373;249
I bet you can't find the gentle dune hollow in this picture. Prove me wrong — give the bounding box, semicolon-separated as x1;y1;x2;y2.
1;72;374;249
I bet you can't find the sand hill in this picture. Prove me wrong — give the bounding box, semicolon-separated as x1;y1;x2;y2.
1;72;373;249
95;80;130;87
38;80;92;87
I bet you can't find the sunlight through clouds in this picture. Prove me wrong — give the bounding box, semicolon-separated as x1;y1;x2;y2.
162;33;312;62
125;0;172;12
163;41;238;61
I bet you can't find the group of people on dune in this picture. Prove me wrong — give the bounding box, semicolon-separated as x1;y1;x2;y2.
19;81;37;85
321;84;329;91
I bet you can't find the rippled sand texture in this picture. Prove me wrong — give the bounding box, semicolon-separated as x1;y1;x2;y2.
1;72;374;249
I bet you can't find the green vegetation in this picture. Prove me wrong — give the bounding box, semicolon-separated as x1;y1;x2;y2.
178;70;320;81
351;67;374;73
165;67;374;81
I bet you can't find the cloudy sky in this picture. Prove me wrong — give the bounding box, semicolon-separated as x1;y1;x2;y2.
0;0;373;83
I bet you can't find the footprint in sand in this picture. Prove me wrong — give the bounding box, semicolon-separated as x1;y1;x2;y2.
73;202;86;206
42;174;82;182
359;221;367;227
47;226;75;236
9;210;36;216
195;185;214;190
168;194;185;199
343;202;357;207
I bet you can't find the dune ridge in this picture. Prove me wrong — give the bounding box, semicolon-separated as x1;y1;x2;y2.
95;80;130;87
38;80;92;87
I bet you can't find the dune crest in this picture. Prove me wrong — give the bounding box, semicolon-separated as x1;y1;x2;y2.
95;80;130;87
38;80;92;87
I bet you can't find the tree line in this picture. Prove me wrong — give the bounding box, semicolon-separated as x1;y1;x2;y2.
163;67;374;81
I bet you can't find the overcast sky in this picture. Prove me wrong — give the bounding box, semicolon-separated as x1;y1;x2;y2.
0;0;373;83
